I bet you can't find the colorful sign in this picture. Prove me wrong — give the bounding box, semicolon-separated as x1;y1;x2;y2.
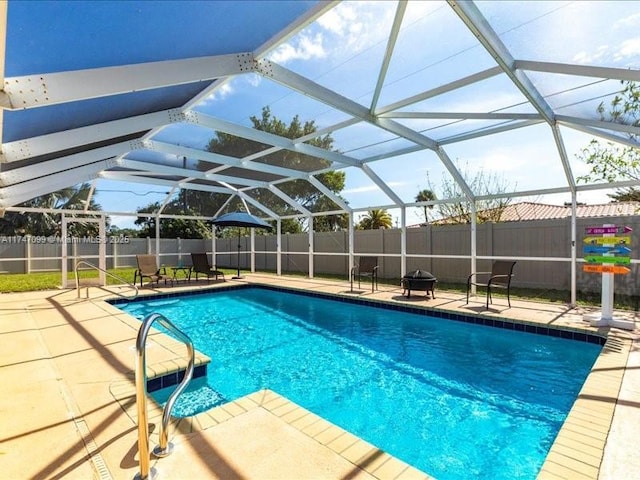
584;255;631;265
583;245;632;255
583;225;632;275
583;264;631;274
583;236;631;245
585;225;633;235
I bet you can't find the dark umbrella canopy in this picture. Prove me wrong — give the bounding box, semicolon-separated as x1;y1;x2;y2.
212;211;273;231
212;211;272;279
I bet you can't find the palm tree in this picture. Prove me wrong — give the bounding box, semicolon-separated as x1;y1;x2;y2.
358;209;393;230
0;183;104;236
415;189;436;224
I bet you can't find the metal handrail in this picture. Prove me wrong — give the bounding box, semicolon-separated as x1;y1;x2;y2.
134;313;195;480
74;260;138;300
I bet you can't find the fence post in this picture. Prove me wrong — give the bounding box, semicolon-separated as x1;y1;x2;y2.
26;235;31;274
285;233;289;274
211;225;216;267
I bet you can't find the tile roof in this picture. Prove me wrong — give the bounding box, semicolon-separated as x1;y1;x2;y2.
422;202;640;226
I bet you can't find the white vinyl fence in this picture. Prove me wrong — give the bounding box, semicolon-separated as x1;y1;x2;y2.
1;215;639;295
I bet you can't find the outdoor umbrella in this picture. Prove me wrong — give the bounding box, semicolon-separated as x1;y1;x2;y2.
212;211;273;279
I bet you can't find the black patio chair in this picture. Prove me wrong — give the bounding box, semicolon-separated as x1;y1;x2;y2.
351;256;379;293
466;260;516;309
190;253;225;282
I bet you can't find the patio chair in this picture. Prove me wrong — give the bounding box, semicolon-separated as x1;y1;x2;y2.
466;260;516;309
351;256;379;293
190;253;225;282
134;254;169;287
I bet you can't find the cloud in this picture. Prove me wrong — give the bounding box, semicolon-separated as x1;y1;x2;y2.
572;38;640;66
245;73;262;87
573;35;640;65
268;32;326;64
614;12;640;29
614;38;640;63
317;3;357;36
199;81;235;108
314;1;394;55
344;181;405;195
572;45;609;64
343;184;381;194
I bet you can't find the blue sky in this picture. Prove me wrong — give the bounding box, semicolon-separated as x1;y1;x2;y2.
82;1;639;229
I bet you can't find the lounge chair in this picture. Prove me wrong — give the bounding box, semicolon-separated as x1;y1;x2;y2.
134;254;169;287
190;253;225;282
466;260;516;309
351;256;379;293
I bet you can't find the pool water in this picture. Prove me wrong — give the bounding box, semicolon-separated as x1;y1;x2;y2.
120;287;601;480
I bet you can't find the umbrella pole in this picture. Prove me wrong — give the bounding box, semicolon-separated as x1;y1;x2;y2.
233;229;242;279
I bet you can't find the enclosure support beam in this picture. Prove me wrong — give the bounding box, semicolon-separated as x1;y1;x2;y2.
277;219;282;276
308;217;314;279
155;216;160;265
470;203;477;296
99;215;106;285
61;214;68;288
348;213;355;280
400;207;407;277
570;194;577;307
211;225;216;270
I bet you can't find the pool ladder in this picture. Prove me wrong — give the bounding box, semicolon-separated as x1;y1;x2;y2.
134;313;195;480
74;260;138;300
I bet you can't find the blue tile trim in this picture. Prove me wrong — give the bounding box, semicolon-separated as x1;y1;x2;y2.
252;284;606;346
111;283;606;348
147;363;207;393
109;283;245;306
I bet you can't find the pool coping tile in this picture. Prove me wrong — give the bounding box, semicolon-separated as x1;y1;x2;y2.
5;275;637;480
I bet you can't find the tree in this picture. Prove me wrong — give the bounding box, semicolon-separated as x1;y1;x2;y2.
108;225;140;238
426;161;514;224
134;202;212;239
202;107;348;233
577;81;640;198
0;183;106;236
357;209;393;230
607;188;640;202
415;189;437;224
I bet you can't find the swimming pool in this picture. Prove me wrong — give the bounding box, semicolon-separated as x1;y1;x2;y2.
119;286;602;480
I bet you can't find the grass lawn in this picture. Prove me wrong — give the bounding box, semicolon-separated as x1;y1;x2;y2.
0;267;232;293
1;268;638;311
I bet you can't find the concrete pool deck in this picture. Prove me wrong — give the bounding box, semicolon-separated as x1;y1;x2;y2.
1;273;638;479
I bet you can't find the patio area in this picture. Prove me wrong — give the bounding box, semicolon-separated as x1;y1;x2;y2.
1;273;638;480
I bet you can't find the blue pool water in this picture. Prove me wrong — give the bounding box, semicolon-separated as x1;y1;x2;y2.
120;287;601;480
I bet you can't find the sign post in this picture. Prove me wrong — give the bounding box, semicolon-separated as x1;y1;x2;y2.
582;224;634;330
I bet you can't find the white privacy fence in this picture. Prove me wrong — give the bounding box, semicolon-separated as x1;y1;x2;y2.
1;215;639;295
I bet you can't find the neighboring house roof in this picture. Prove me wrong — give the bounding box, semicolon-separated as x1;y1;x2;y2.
417;202;640;226
497;202;640;221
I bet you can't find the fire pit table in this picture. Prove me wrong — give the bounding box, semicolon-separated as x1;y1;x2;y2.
401;270;437;298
